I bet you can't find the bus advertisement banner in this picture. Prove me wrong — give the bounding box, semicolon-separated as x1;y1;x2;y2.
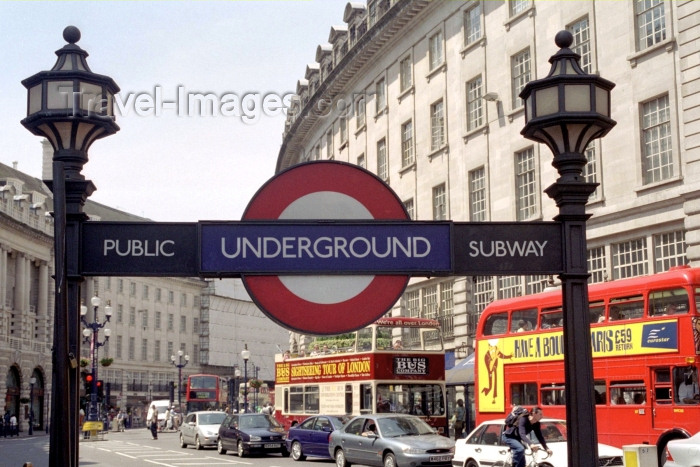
478;319;680;412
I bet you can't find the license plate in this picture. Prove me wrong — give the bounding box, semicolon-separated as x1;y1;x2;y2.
429;455;453;462
264;443;281;448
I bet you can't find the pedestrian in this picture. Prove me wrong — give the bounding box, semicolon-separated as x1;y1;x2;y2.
147;404;158;440
116;409;125;432
502;407;553;467
0;412;4;438
453;399;466;440
9;413;18;437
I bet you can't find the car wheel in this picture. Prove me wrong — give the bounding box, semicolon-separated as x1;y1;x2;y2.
291;441;306;461
179;433;187;448
237;440;248;457
217;439;227;455
335;448;352;467
195;435;203;450
383;452;396;467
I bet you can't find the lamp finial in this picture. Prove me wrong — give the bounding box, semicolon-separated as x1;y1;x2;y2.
63;26;81;44
554;30;573;49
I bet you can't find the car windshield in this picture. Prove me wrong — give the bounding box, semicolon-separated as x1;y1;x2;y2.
377;416;435;437
198;412;226;426
241;414;282;429
527;421;567;443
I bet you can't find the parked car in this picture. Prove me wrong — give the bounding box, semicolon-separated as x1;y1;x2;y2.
285;415;347;461
452;418;624;467
664;431;700;467
217;413;289;457
328;413;455;467
179;411;227;450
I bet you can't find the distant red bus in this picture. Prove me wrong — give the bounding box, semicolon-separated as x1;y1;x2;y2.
186;374;228;413
274;317;447;433
475;266;700;464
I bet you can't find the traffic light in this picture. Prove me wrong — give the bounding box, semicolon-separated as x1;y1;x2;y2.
84;374;94;394
96;380;104;400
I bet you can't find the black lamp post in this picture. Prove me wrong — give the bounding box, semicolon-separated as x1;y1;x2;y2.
234;367;241;412
29;377;36;436
171;350;189;410
520;30;616;467
254;365;260;412
21;26;119;467
80;295;112;422
242;344;250;413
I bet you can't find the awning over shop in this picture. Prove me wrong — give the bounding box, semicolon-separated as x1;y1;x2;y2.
446;352;475;385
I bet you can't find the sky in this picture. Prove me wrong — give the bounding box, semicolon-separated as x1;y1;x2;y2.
0;0;349;221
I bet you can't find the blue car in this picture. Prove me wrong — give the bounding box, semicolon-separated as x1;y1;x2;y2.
217;413;289;457
286;415;347;461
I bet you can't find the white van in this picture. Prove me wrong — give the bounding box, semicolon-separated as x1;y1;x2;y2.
148;400;172;425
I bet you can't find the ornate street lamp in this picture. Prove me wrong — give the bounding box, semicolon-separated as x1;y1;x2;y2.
80;295;112;423
29;377;36;436
171;350;190;410
520;30;616;467
21;26;119;467
241;344;250;413
234;367;241;412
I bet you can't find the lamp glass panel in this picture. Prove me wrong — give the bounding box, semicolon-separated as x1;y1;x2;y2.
46;81;74;110
535;87;559;117
75;122;96;150
577;124;604;153
525;95;533;121
542;125;565;154
565;123;587;153
107;93;114;117
80;82;103;112
595;86;609;117
37;124;58;150
29;84;43;115
53;122;73;150
564;85;591;112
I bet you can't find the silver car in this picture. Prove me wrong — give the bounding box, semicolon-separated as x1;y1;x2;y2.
328;414;455;467
179;411;227;450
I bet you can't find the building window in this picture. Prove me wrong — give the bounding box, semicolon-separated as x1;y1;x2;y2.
642;94;673;184
377;138;388;180
167;342;173;360
525;275;549;295
129;307;136;325
326;129;334;159
429;30;444;70
155;311;161;330
356;95;366;129
142;285;149;300
511;48;531;109
498;275;522;299
406;290;420;320
432;183;447;220
118;279;123;293
430;99;445;150
612;238;648;279
401;120;414;167
141;339;148;361
180;315;187;333
168;291;174;304
583;146;599;200
439;281;454;337
193;318;199;334
340;116;347;144
654;230;686;273
375;79;386;114
156;288;162;302
357;153;366;169
464;3;482;46
636;0;666;50
128;337;135;361
515;148;538;220
568;16;591;73
588;246;607;284
400;56;412;92
510;0;530;16
116;336;122;359
193;345;199;364
404;198;415;220
167;313;174;331
467;75;483;130
141;310;148;328
422;285;438;320
473;276;493;315
116;304;123;324
469;167;487;221
155;340;161;362
129;282;136;296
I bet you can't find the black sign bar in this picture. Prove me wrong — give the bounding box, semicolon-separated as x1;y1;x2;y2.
80;221;563;277
81;222;198;276
452;222;562;275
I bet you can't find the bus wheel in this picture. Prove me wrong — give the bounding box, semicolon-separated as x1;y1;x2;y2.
291;441;306;461
217;439;227;455
383;453;396;467
335;448;351;467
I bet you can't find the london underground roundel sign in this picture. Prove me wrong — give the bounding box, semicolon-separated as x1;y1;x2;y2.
241;161;410;335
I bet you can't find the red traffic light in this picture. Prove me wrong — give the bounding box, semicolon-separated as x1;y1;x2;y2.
85;374;94;383
96;380;102;388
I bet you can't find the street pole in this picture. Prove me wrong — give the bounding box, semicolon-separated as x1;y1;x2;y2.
170;350;189;410
29;377;35;436
81;295;111;422
242;344;250;413
520;31;616;467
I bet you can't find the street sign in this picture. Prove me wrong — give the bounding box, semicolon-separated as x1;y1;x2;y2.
81;222;197;276
241;161;411;335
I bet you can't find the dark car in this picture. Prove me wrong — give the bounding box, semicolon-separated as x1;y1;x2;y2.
285;415;347;461
217;413;289;457
329;413;455;467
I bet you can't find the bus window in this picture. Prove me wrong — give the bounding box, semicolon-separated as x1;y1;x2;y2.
360;384;373;414
376;327;392;350
674;366;700;404
609;296;644;321
284;388;289;413
540;384;565;405
305;386;320;413
511;383;538;406
345;384;353;414
649;289;689;316
511;309;537;333
590;301;605;324
540;307;562;330
377;383;444;416
483;312;508;336
594;381;606;405
358;328;372;351
610;381;645;405
653;368;673;404
290;387;304;413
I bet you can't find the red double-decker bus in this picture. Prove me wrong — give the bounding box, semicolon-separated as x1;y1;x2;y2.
274;317;447;433
186;374;228;413
475;266;700;464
